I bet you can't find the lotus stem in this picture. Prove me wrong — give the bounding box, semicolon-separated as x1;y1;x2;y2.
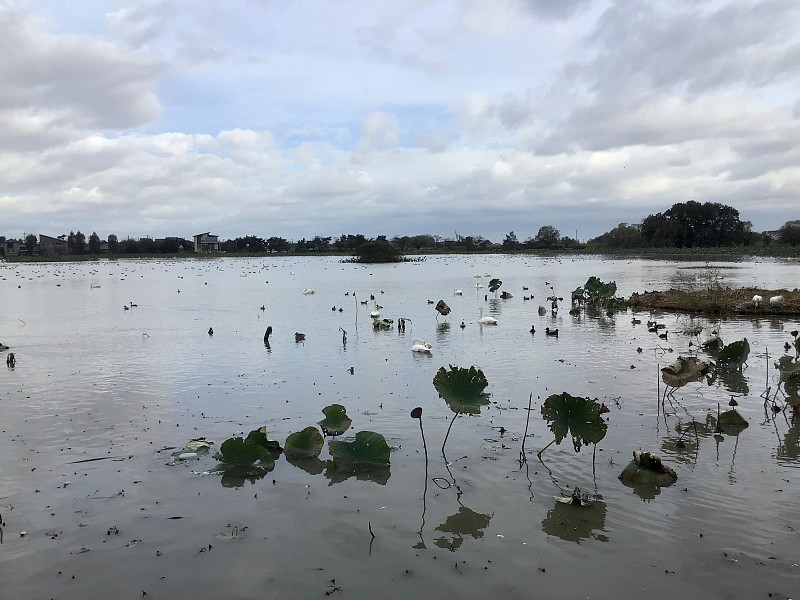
520;392;533;465
537;439;556;458
442;412;458;454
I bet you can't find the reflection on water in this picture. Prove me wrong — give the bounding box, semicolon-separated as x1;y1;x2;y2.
541;497;608;543
2;255;799;599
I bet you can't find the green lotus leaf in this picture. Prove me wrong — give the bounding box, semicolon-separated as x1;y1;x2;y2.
245;426;283;455
218;437;275;467
433;365;491;415
717;338;750;368
775;355;800;383
284;426;324;459
718;409;749;434
488;278;502;293
541;393;608;452
328;431;391;467
318;403;352;436
435;300;451;316
584;277;617;300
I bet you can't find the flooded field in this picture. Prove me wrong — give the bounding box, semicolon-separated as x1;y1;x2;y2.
1;254;798;599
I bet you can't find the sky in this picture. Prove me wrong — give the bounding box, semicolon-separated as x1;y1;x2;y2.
1;0;799;243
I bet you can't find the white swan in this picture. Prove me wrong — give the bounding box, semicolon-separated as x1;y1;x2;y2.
476;282;484;289
370;300;380;319
303;288;315;295
478;307;497;325
454;289;463;295
411;338;432;353
752;294;762;307
770;295;784;307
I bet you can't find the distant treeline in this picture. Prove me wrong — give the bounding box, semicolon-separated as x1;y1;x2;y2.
3;201;799;259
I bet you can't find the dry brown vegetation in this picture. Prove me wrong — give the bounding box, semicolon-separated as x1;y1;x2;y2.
628;287;800;315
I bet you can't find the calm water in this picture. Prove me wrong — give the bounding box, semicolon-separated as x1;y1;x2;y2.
1;255;798;599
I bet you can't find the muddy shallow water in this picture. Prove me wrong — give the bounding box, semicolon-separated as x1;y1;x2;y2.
1;255;798;599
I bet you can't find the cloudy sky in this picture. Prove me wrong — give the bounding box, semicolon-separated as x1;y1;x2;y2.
2;0;799;243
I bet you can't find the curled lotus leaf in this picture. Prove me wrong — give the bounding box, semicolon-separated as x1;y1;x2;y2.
717;338;750;368
718;409;749;435
500;291;513;299
245;426;283;455
217;437;275;467
284;426;324;459
541;393;608;452
433;365;491;415
661;356;714;388
328;431;391;467
318;403;352;436
618;451;677;486
435;300;451;316
488;278;502;293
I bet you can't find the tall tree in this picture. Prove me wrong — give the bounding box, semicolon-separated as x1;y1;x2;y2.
107;234;119;254
25;233;38;255
88;231;101;255
74;231;87;254
535;225;561;248
67;231;76;254
778;220;800;245
502;231;519;250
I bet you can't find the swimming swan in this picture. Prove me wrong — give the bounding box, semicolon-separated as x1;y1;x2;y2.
478;307;497;325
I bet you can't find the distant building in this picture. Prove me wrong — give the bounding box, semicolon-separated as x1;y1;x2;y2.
193;232;220;253
39;234;68;256
1;238;21;257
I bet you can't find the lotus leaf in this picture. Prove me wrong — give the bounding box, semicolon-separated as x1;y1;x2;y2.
217;437;275;467
541;393;608;452
284;426;324;459
718;409;749;434
435;300;451;316
775;355;800;383
488;278;502;293
433;365;490;415
318;403;353;436
500;291;513;299
717;338;750;368
372;318;394;330
584;276;617;301
618;451;677;486
185;437;213;452
660;356;713;388
328;431;391;467
245;426;283;455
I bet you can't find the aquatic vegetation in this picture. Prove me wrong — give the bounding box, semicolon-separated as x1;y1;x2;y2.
217;436;275;468
372;318;394;330
580;276;628;311
542;493;608;544
661;356;714;389
433;365;491;451
718;409;749;434
284;426;324;459
435;300;451;317
488;278;502;296
328;431;391;467
618;451;678;486
539;392;608;456
318;403;353;436
717;338;750;370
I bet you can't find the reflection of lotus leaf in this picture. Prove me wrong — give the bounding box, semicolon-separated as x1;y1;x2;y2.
718;409;748;435
284;426;324;458
718;338;750;369
328;431;390;467
220;465;270;488
775;355;800;383
541;393;608;452
318;404;353;436
433;365;490;415
433;506;492;551
541;499;608;543
285;454;325;475
716;369;749;395
618;451;677;487
323;461;391;486
218;437;275;467
435;300;451;316
660;356;713;388
785;379;800;408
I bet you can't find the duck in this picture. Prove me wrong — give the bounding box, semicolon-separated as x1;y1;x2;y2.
530;325;536;334
208;327;214;336
478;307;497;325
123;305;130;310
303;288;315;295
460;320;466;329
545;327;558;337
260;305;265;311
659;331;668;340
411;338;432;353
295;332;306;342
0;342;9;351
631;317;641;325
264;326;273;344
